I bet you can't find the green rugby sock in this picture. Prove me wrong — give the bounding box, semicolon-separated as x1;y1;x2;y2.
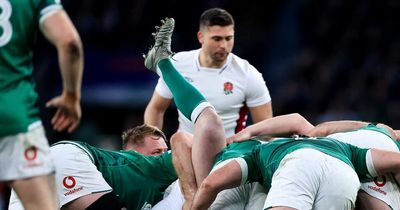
158;59;207;121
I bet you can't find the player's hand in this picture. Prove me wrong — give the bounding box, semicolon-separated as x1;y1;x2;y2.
46;91;81;133
395;130;400;141
226;130;251;144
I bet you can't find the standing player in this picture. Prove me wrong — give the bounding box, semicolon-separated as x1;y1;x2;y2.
144;17;226;188
0;0;83;209
145;7;272;138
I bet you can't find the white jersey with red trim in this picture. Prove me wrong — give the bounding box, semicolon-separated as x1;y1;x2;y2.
155;49;271;137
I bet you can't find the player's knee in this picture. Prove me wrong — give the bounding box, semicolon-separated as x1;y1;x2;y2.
171;131;193;147
198;109;223;133
86;192;125;210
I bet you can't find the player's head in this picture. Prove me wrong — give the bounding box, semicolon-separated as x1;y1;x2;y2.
198;8;235;65
199;8;234;31
122;124;168;156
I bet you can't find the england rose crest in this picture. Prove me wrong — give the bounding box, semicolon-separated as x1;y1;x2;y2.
223;82;233;95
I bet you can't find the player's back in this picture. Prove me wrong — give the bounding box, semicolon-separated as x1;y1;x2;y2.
71;141;178;210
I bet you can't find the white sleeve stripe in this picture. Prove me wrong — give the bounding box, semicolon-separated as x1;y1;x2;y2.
209;158;248;185
234;157;248;185
39;5;63;24
191;101;214;122
366;150;379;177
210;159;234;173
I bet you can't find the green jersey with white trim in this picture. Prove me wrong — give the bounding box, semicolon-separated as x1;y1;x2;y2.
0;0;62;137
62;141;177;210
214;139;261;166
242;137;369;192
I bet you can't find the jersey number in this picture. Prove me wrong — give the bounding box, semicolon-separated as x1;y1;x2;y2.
0;0;12;47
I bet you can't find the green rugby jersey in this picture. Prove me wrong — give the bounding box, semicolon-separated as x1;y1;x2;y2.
57;141;177;210
214;139;262;166
242;137;369;192
0;0;62;137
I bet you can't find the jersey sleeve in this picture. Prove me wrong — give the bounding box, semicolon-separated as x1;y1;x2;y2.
241;154;262;183
157;151;178;181
155;77;173;99
349;145;370;180
244;66;271;107
38;0;63;24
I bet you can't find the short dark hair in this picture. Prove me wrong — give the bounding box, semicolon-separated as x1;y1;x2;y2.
121;124;166;149
199;8;234;30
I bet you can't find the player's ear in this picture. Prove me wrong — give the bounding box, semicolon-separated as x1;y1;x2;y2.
197;31;204;44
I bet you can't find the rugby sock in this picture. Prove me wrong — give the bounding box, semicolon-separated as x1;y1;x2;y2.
158;59;212;122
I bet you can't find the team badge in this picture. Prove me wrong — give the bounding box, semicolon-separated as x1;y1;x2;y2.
223;82;233;95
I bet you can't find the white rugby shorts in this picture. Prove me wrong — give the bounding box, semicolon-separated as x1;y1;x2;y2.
264;148;360;210
0;122;54;181
50;143;113;207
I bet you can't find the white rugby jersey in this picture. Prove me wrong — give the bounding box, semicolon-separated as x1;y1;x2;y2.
155;49;271;137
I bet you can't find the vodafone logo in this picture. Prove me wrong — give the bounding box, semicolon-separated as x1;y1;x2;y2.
24;146;37;161
63;176;77;189
374;175;386;187
63;176;83;196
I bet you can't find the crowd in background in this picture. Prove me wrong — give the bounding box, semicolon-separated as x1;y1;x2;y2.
31;0;400;148
1;1;400;207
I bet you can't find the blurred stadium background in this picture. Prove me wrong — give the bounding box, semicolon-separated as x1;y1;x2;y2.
2;0;400;208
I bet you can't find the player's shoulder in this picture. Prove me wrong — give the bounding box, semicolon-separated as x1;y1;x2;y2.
172;49;199;60
229;53;258;74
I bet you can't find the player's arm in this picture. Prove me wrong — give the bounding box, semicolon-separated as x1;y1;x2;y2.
191;160;242;210
144;91;172;130
170;132;197;210
248;102;273;123
307;121;369;137
308;120;400;140
369;149;400;184
40;9;83;133
245;65;273;123
227;113;314;144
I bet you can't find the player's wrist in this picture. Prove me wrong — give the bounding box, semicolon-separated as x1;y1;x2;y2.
63;90;81;101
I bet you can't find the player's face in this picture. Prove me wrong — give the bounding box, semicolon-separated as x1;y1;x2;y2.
198;25;234;65
135;135;168;156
